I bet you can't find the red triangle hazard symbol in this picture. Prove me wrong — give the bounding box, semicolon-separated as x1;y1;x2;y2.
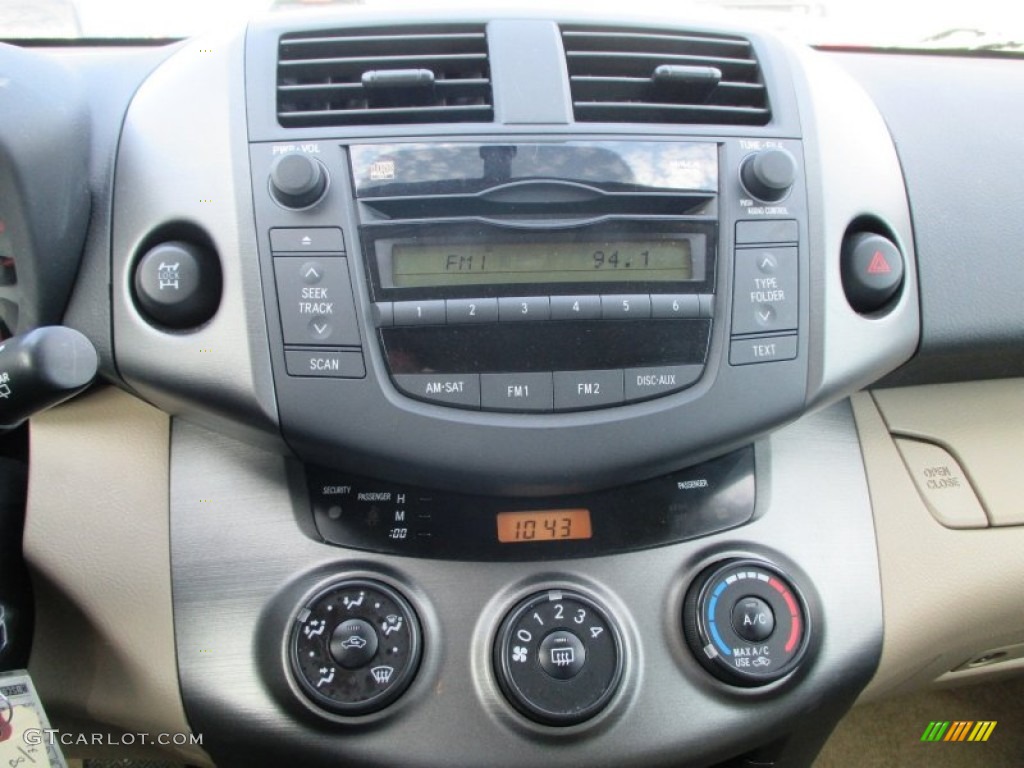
867;250;891;274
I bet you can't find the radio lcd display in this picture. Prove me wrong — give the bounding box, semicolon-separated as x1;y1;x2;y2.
391;240;694;288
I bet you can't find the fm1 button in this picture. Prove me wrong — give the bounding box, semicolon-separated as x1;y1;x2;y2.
539;631;587;680
330;618;379;669
731;597;775;642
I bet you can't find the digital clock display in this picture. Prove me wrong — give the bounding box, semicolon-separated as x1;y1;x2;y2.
391;240;694;288
495;509;593;544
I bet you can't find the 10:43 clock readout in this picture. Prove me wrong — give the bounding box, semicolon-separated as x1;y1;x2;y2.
496;509;593;543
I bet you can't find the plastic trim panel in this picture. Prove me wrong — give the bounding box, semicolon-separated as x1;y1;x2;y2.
172;402;881;768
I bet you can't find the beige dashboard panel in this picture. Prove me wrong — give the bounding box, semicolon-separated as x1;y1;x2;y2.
874;379;1024;527
852;384;1024;701
25;386;212;766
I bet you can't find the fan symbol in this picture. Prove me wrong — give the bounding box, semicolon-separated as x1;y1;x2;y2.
512;646;528;663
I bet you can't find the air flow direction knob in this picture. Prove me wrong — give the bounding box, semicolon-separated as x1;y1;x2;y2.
270;153;328;209
740;149;797;202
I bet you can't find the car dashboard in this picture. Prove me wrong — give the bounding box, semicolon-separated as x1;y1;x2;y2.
3;7;1024;768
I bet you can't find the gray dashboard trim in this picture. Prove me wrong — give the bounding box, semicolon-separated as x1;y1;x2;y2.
172;401;881;768
785;45;921;408
110;31;281;447
56;44;180;375
833;52;1024;386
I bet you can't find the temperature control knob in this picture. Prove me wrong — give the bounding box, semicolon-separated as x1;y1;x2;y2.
269;153;328;209
740;149;797;202
683;559;809;686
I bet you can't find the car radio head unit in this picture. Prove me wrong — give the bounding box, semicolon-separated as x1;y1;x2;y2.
348;141;719;411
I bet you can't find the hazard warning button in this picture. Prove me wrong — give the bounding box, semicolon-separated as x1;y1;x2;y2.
841;232;905;313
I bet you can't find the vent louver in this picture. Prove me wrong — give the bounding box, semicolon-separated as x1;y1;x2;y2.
277;25;493;127
561;26;770;126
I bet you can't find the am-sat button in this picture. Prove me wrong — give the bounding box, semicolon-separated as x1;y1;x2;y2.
393;373;481;408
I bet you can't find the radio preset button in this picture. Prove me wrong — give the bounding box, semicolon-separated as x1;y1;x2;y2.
481;373;553;412
447;298;498;324
394;300;446;326
374;302;394;327
550;295;602;320
393;373;481;408
699;294;715;319
651;294;699;318
499;297;551;322
601;294;652;319
624;365;703;402
554;370;624;411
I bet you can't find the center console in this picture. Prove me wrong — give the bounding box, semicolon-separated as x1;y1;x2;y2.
103;10;921;767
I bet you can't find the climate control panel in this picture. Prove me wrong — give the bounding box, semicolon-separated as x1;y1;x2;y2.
286;560;812;722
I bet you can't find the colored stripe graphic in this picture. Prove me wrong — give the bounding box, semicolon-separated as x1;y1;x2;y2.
969;722;997;742
922;721;996;742
945;721;972;741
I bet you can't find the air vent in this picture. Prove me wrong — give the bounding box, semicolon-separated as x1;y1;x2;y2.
277;25;493;128
561;26;770;126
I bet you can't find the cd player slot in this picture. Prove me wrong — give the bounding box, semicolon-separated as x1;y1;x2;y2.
359;189;715;220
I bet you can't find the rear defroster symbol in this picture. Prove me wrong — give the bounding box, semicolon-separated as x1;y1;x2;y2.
550;647;576;667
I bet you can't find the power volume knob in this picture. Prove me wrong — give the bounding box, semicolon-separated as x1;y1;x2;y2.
740;149;797;202
269;153;328;209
